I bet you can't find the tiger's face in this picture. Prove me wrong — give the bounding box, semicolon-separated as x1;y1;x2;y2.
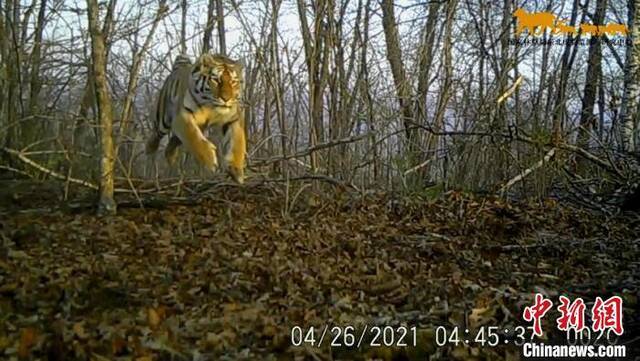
196;54;243;107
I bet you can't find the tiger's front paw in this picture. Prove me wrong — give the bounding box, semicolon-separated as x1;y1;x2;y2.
225;154;245;184
200;142;218;171
227;165;245;184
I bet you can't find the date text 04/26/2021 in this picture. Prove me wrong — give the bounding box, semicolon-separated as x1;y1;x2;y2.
290;325;417;348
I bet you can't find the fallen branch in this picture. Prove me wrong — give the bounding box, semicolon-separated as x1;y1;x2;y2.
116;156;144;208
404;158;433;176
253;132;372;166
1;147;99;190
515;134;623;177
0;165;31;178
255;174;359;190
499;147;556;193
2;147;146;194
3;147;357;196
554;141;623;177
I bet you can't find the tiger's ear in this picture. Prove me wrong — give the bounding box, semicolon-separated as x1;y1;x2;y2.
174;54;191;65
232;60;244;78
196;53;215;73
235;59;244;72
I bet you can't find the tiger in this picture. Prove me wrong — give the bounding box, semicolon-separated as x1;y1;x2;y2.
146;53;246;184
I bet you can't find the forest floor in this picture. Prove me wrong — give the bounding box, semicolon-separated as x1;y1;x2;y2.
0;180;639;360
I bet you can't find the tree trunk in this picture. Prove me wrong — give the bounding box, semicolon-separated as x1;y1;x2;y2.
359;0;376;185
0;0;4;120
621;0;640;152
78;0;115;120
297;0;330;171
28;0;46;116
180;0;187;54
534;2;553;129
87;0;116;215
121;2;166;128
428;0;457;164
203;0;215;52
495;0;512;128
3;0;20;155
553;0;580;141
578;0;607;147
118;1;166;150
413;1;440;127
269;0;285;160
380;0;415;146
0;0;6;165
216;0;226;54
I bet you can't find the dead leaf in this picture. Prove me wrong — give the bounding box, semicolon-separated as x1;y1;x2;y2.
111;335;127;356
469;306;496;328
73;322;89;340
148;306;166;329
18;327;37;359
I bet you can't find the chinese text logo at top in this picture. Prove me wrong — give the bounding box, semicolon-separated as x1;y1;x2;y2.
513;8;628;37
522;293;624;337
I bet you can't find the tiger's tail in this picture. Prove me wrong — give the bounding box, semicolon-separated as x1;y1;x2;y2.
146;107;166;154
145;105;168;154
145;133;162;154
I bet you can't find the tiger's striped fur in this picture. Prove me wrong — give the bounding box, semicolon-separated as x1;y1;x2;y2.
146;53;246;183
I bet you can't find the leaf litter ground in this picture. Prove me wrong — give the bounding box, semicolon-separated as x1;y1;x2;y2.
1;183;639;360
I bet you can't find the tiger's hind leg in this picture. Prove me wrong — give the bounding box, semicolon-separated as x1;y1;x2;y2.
171;111;218;171
164;135;182;166
223;119;246;184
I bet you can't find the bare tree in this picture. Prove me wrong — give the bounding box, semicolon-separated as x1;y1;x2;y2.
414;1;441;126
87;0;116;215
268;0;285;160
297;0;331;171
27;0;47;116
118;1;167;141
217;0;226;54
203;0;216;52
553;0;580;140
181;0;187;54
380;0;415;148
0;1;4;120
621;0;640;152
2;0;20;153
579;0;608;147
78;0;116;120
496;0;513;128
428;0;457;164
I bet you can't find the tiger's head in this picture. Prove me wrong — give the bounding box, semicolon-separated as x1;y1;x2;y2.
195;53;243;108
